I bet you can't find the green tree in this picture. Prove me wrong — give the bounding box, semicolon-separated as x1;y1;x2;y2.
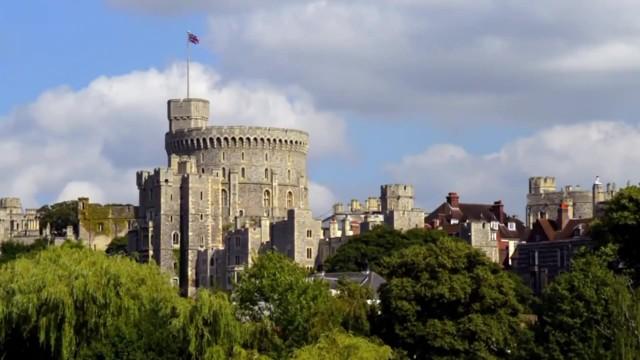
335;278;373;336
0;246;186;359
0;238;49;264
375;240;529;359
591;186;640;282
106;236;129;256
292;331;393;360
535;246;640;360
38;201;78;236
324;226;448;273
233;252;342;356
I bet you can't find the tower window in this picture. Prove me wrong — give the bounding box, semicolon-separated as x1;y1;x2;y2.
241;152;245;161
265;168;269;180
263;190;271;209
241;167;246;179
210;256;215;266
288;169;291;182
200;191;203;200
306;229;312;238
221;152;226;161
287;191;294;208
222;168;226;179
306;247;312;259
221;189;228;207
265;153;269;162
172;232;180;246
235;256;241;265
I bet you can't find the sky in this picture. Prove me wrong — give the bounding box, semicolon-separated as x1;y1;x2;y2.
3;0;640;218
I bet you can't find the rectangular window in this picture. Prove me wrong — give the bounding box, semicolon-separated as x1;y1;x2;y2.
306;247;312;259
235;256;241;265
97;223;104;232
235;237;241;248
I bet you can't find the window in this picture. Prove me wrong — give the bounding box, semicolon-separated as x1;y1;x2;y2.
265;153;269;162
306;229;313;238
201;153;204;162
235;256;241;265
490;221;499;230
200;191;203;200
241;152;245;161
170;215;173;223
491;232;497;241
241;167;246;179
263;190;271;209
200;213;204;221
200;235;205;246
172;232;180;246
222;167;226;179
265;168;269;180
508;222;516;231
287;191;294;208
221;152;226;161
451;218;459;225
221;189;228;207
210;256;215;266
288;169;291;182
306;247;312;259
170;194;173;201
235;237;241;248
97;223;104;232
239;209;244;217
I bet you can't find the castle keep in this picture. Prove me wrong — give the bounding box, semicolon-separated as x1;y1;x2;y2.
130;98;319;294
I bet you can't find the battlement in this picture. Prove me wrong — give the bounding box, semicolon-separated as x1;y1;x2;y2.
0;197;22;210
528;176;556;194
165;125;310;155
168;98;210;133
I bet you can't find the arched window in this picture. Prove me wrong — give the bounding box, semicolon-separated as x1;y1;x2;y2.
222;167;226;179
172;232;180;246
287;191;294;208
263;190;271;209
221;189;228;207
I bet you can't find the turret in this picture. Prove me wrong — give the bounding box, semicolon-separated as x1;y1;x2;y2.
168;98;209;133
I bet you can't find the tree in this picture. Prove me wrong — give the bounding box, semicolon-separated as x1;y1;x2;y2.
591;186;640;282
535;246;640;360
292;331;393;360
233;252;342;356
38;201;78;236
374;239;529;359
324;226;448;273
0;238;49;264
0;246;187;359
334;278;373;336
106;236;129;256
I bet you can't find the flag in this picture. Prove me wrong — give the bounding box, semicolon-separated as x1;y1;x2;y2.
188;32;199;45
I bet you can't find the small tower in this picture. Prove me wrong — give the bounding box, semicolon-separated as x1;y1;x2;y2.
167;98;209;133
592;176;605;217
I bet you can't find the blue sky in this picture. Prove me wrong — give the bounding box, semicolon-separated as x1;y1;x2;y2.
3;0;640;217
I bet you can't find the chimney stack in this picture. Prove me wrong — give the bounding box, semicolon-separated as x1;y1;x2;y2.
491;200;505;223
446;192;460;208
557;201;570;229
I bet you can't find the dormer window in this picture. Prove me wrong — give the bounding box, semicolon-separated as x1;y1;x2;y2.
508;222;516;231
450;218;459;225
490;221;499;230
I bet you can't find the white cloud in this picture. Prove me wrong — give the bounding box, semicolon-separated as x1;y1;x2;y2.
0;63;347;207
309;181;338;217
387;121;640;216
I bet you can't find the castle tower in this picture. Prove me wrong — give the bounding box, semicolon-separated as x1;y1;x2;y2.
381;184;415;213
167;98;209;133
592;176;605;217
528;176;556;194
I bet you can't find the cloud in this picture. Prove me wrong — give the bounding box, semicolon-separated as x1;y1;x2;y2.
0;63;347;207
309;181;338;217
387;121;640;216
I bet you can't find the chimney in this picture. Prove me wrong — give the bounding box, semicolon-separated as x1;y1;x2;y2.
491;200;505;223
446;192;460;208
557;201;570;229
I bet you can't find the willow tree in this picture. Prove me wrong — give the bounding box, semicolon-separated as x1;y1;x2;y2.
0;246;188;359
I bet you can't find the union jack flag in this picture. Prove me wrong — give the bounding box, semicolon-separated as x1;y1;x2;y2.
187;32;199;45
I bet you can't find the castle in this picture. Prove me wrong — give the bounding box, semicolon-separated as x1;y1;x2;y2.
526;176;617;228
0;198;40;243
129;98;320;295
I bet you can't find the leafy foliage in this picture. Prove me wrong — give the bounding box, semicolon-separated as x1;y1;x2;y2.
38;201;78;236
334;278;373;336
591;186;640;282
535;246;640;360
374;240;530;359
105;236;129;256
324;226;449;272
292;331;393;360
0;238;50;265
233;251;342;356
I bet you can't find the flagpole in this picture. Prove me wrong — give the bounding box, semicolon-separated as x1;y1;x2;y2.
186;32;190;99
